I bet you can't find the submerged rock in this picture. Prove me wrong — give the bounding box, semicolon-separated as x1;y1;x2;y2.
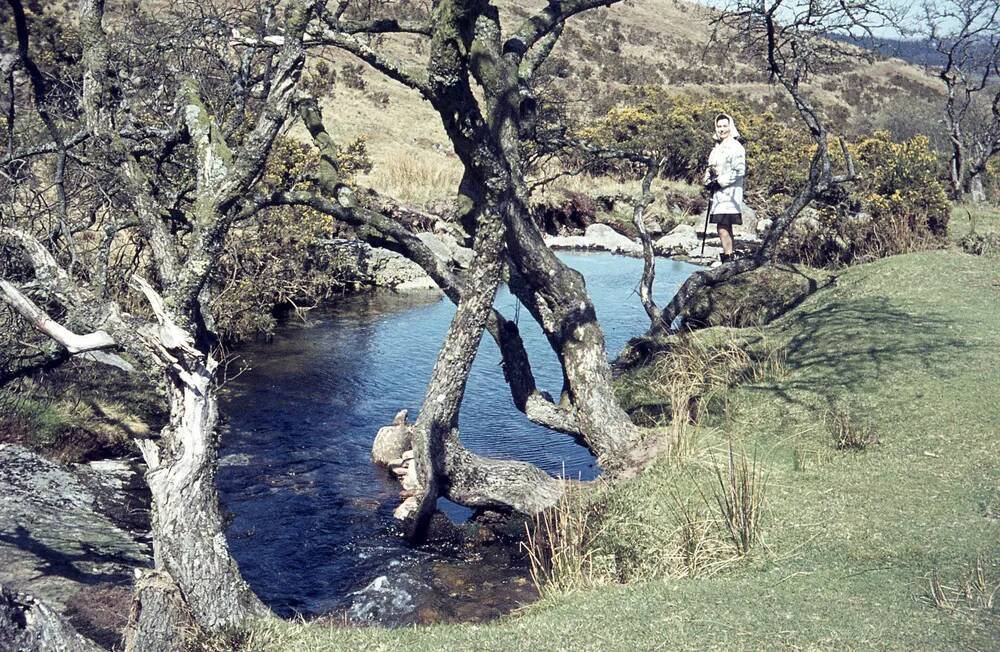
342;574;430;626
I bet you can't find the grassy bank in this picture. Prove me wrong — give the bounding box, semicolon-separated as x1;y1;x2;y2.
232;248;998;650
0;364;163;463
950;202;1000;239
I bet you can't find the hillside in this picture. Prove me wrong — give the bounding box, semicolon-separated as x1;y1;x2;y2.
309;0;946;205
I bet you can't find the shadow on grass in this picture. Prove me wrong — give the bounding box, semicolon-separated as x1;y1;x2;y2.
746;296;976;411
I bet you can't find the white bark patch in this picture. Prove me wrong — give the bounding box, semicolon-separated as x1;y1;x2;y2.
0;280;117;353
183;103;231;191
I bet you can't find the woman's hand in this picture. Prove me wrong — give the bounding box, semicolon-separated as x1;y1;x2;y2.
704;167;720;192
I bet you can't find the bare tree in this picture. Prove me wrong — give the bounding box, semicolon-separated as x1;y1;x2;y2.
642;0;893;335
922;0;1000;201
1;0;321;644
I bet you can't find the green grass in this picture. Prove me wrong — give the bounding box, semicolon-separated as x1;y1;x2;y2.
949;202;1000;241
0;365;162;463
236;249;999;651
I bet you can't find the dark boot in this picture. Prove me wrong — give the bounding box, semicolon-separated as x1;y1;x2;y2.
720;252;734;264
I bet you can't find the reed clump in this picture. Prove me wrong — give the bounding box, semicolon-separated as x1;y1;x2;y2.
522;484;614;597
637;330;786;458
524;440;769;595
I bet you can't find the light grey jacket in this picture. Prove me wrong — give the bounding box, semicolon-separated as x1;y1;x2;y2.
706;137;746;215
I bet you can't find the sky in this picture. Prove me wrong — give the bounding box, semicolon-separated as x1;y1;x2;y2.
689;0;966;41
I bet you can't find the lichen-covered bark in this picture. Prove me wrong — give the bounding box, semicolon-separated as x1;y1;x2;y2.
403;200;509;537
0;584;101;652
136;367;269;631
505;205;643;468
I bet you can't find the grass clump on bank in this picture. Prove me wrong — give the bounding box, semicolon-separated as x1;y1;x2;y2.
0;364;164;463
226;249;998;651
951;203;1000;257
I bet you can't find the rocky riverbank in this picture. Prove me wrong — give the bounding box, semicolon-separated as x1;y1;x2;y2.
0;444;151;648
544;217;764;265
337;212;765;296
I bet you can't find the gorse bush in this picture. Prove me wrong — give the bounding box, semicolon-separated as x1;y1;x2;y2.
855;131;950;237
779;132;950;266
210;137;373;342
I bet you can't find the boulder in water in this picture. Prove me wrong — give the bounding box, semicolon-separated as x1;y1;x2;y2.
372;410;413;466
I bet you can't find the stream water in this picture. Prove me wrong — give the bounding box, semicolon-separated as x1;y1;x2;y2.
217;252;697;625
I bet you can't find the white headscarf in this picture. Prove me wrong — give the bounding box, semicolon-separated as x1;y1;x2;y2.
714;112;741;142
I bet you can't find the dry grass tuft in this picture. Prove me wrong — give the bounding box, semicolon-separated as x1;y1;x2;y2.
666;490;744;577
925;556;998;619
360;150;463;206
643;330;787;458
522;485;614;597
826;405;879;451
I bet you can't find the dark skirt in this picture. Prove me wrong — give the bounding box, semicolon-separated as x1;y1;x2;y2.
709;212;742;226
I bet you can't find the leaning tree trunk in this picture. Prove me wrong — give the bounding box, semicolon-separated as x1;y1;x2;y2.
402;202;564;538
504;209;643;469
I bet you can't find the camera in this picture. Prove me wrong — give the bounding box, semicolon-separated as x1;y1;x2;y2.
704;170;720;193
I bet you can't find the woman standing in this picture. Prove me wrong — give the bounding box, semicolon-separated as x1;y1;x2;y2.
703;113;746;265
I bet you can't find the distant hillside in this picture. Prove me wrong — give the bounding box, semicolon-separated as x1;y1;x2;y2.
306;0;949;202
830;34;947;68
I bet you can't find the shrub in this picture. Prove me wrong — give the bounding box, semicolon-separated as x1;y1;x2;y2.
777;132;951;266
210;137;373;342
854;131;950;237
577;88;810;192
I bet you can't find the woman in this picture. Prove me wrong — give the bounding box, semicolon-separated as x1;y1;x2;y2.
703;113;746;265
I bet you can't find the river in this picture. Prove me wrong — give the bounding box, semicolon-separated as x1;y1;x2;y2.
217;252;696;625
